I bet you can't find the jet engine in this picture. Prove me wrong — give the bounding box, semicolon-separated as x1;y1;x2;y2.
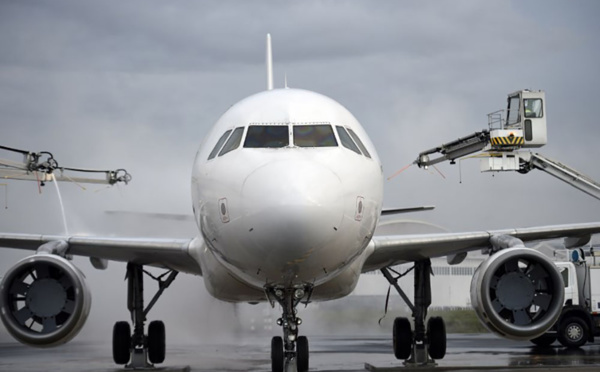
470;247;564;340
0;254;91;347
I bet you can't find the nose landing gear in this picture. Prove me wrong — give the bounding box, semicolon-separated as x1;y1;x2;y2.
267;286;312;372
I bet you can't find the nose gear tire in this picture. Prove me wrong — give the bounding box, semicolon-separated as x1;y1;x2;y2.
271;336;284;372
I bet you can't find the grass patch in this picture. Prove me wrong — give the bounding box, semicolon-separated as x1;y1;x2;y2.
428;309;489;333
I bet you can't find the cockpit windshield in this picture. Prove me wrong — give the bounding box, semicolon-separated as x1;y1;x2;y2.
293;125;337;147
244;125;289;148
209;123;372;160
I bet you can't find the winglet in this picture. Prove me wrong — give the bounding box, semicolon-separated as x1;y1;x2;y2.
266;34;274;90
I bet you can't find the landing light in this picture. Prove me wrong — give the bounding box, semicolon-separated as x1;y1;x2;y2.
294;288;305;299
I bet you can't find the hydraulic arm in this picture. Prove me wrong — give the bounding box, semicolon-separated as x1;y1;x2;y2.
412;90;600;201
0;145;131;186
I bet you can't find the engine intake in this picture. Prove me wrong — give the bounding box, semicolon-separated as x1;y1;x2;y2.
470;247;564;340
0;254;91;347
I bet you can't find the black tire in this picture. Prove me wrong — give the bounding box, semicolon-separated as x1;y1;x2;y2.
558;317;589;348
427;317;446;359
393;317;412;360
271;336;284;372
297;336;309;372
531;333;557;347
112;321;131;365
148;320;166;364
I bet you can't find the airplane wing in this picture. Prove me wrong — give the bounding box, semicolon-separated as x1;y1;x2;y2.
363;222;600;272
0;232;201;274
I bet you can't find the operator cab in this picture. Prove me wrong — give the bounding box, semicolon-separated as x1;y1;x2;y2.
504;89;547;148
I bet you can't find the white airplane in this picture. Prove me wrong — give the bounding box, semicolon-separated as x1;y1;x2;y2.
1;35;600;372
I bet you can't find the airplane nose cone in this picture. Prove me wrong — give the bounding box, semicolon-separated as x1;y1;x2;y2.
241;159;344;278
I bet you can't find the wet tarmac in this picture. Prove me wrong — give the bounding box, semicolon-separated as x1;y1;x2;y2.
1;334;600;372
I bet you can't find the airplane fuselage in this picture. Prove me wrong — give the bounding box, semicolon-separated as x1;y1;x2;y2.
191;88;383;300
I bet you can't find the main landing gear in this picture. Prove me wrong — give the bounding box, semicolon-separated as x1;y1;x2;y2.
267;286;312;372
112;263;178;368
381;259;446;366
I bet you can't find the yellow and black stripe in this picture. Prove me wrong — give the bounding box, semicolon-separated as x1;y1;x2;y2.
491;136;524;146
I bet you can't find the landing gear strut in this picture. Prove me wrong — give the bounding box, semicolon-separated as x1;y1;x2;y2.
381;259;446;366
267;286;312;372
112;263;178;368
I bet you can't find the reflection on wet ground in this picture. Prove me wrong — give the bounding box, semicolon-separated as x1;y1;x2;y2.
443;334;600;368
1;334;600;371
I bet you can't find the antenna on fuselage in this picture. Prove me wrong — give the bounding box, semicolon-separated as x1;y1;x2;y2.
266;33;274;90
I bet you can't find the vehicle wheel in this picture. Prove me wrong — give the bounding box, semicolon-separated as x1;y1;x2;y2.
393;317;412;360
558;317;588;348
148;320;166;364
531;333;557;347
271;336;284;372
112;321;131;365
427;316;446;359
297;336;309;372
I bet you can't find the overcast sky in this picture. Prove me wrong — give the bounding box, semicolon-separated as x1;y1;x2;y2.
1;0;599;346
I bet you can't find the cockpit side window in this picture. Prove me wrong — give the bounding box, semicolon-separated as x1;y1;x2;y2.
336;126;361;155
218;127;244;156
293;125;337;147
244;125;289;148
347;128;371;158
208;130;232;160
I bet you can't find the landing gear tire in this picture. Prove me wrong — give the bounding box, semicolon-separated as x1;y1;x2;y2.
271;336;284;372
427;317;446;359
558;317;588;348
531;333;557;347
393;317;412;360
297;335;309;372
148;320;166;364
112;321;131;365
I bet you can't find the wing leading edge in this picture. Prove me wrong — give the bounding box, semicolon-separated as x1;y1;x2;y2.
363;222;600;272
0;232;201;275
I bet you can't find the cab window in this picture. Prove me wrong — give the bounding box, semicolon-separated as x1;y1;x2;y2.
293;125;337;147
208;130;232;160
506;96;520;125
218;127;244;156
347;128;371;158
336;126;361;155
244;126;289;148
524;99;543;118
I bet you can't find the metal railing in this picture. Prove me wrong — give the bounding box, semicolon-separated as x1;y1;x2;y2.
487;109;505;130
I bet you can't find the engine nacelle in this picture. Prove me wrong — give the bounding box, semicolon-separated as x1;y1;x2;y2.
470;247;564;340
0;254;91;347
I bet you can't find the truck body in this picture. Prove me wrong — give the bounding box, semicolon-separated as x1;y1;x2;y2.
532;250;600;348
